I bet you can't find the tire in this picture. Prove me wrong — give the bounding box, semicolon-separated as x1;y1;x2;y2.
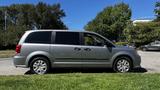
113;56;132;73
30;57;50;74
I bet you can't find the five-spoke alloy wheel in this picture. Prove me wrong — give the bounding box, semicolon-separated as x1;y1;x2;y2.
30;57;50;74
113;57;132;73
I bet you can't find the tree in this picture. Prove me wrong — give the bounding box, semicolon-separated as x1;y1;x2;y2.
2;2;67;30
124;22;160;47
124;1;160;47
0;2;67;49
84;3;131;41
155;1;160;21
32;2;67;29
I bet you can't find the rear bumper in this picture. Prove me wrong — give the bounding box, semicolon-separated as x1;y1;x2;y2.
13;56;27;68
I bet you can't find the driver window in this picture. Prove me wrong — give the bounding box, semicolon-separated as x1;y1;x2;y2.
84;33;105;46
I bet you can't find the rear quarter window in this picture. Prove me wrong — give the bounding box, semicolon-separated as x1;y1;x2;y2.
25;31;51;44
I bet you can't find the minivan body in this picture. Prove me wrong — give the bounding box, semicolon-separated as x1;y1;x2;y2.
14;30;141;74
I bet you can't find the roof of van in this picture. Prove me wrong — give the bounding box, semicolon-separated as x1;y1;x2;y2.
26;29;93;33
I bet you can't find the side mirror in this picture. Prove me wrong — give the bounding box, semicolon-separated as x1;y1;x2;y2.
106;42;114;47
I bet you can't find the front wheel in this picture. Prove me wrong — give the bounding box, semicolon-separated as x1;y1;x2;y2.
113;57;132;73
30;57;50;74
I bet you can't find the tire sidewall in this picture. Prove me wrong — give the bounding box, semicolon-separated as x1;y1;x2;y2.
30;57;50;74
113;57;132;73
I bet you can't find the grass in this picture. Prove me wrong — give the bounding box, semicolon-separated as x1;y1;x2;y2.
0;73;160;90
0;50;15;58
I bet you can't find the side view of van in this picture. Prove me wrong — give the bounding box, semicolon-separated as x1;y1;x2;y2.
14;30;141;74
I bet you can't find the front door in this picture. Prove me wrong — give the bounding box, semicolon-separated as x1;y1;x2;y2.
81;32;111;65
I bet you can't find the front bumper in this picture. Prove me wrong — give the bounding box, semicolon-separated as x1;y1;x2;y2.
133;54;141;68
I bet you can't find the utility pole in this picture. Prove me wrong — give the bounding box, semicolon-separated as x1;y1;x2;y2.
4;11;7;31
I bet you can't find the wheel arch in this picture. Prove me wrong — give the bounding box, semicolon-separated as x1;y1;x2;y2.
28;55;51;67
111;53;134;68
112;55;133;67
25;51;53;67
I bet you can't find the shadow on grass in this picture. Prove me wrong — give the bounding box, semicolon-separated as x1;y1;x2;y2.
25;67;147;75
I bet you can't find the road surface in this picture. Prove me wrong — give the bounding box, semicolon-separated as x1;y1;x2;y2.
0;51;160;75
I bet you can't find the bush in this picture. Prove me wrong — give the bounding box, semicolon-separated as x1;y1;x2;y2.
124;22;160;47
115;42;129;46
0;2;67;50
0;25;26;50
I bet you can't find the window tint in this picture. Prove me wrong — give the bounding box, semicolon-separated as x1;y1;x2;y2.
25;31;51;44
55;32;80;45
83;33;105;46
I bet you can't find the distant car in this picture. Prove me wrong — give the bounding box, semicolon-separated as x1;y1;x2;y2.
141;41;160;51
13;30;141;74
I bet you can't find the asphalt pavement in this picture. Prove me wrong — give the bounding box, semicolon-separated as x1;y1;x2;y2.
139;51;160;73
0;51;160;75
0;58;29;75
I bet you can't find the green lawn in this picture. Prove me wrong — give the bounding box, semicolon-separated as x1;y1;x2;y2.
0;73;160;90
0;50;15;58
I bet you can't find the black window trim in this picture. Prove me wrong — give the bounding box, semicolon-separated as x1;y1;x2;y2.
24;31;52;44
81;32;104;47
53;31;81;45
81;32;114;47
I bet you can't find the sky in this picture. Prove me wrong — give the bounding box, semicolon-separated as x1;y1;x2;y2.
0;0;159;30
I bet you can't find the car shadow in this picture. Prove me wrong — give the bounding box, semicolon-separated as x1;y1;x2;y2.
24;67;147;75
131;67;147;73
142;50;160;52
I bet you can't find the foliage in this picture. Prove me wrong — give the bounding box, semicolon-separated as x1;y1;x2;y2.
124;22;160;47
85;3;131;41
154;1;160;21
115;42;129;46
0;2;67;49
0;50;15;58
124;1;160;47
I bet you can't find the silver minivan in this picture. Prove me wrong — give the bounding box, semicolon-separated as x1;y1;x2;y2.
14;30;141;74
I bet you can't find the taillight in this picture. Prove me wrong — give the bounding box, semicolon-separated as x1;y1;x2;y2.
16;45;21;54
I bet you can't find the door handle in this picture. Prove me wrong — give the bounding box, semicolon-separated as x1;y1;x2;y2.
74;47;81;51
84;48;91;51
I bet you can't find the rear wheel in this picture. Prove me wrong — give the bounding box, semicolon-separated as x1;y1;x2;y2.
113;56;132;73
30;57;50;74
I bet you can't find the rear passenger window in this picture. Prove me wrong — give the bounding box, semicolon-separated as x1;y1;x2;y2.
55;32;80;45
25;31;51;44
